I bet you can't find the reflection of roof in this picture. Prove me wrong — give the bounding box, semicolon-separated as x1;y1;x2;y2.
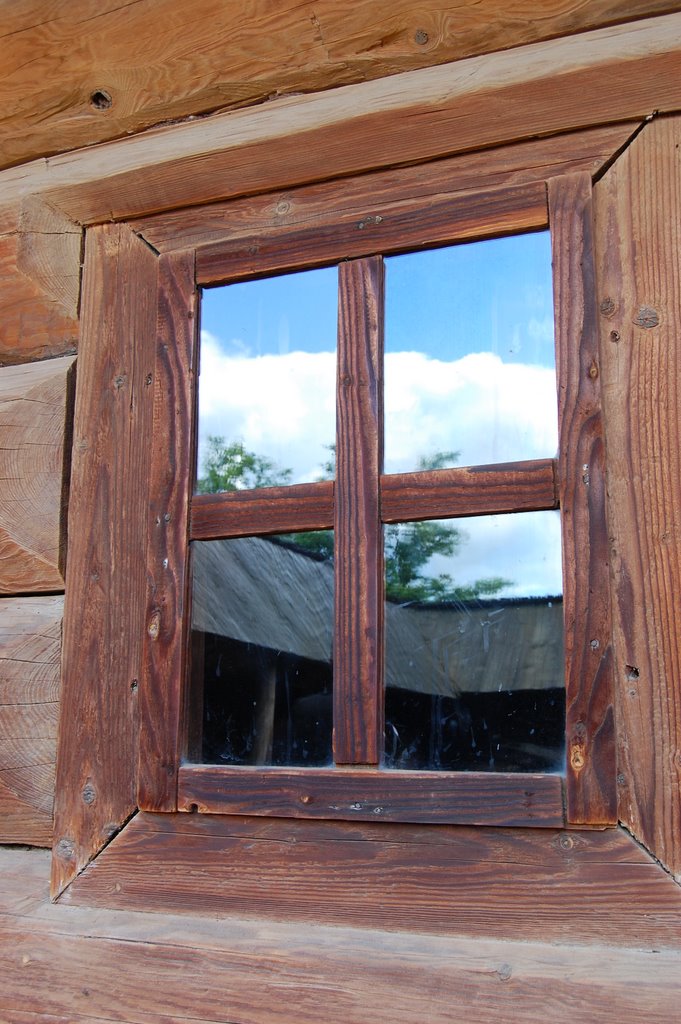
192;537;563;696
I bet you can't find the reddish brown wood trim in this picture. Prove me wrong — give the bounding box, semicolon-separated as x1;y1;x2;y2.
380;459;558;523
52;225;158;898
133;125;639;256
195;182;548;286
190;480;334;539
549;173;616;825
138;251;198;812
594;117;681;878
178;765;563;826
334;257;384;764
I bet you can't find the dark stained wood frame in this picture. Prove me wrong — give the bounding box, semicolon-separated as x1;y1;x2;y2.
55;128;622;901
132;170;616;830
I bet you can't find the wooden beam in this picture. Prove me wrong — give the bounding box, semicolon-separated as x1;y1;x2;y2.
0;2;675;173
63;813;681;950
178;767;563;827
0;16;679;225
0;596;62;846
0;199;80;367
549;173;616;825
0;355;75;594
7;842;681;1023
134;122;637;257
334;257;384;764
52;225;158;898
594;116;681;880
138;251;198;812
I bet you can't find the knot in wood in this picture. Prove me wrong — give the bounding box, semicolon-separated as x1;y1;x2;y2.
147;609;161;640
633;306;659;329
82;782;96;805
414;28;429;45
599;298;616;317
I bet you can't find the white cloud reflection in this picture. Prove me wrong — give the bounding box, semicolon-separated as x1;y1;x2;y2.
197;330;563;598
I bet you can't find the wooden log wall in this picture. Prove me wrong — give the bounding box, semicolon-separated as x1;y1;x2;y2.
1;1;679;172
0;4;681;891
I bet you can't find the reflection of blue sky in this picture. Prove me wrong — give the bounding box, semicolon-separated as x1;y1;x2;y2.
385;232;554;364
198;232;561;596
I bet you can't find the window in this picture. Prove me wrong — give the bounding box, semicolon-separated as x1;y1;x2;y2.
137;166;615;830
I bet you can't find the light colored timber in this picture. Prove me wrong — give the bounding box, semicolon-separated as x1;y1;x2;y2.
0;1;677;173
0;355;75;593
133;123;638;256
0;198;80;366
595;115;681;881
0;596;63;845
0;16;680;227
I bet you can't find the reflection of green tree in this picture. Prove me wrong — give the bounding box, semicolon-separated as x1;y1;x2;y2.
196;436;292;494
197;437;509;603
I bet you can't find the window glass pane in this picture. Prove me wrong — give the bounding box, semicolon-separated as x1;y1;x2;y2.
384;510;564;772
197;267;338;493
384;232;557;473
191;533;334;767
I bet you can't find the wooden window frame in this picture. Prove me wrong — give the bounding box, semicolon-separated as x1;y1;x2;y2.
131;163;614;832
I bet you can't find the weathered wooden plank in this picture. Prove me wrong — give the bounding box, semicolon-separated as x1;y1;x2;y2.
4;845;681;1024
380;459;558;523
52;225;158;898
549;173;616;825
0;356;75;594
195;181;548;285
191;481;334;539
2;17;680;226
0;199;81;366
139;251;197;812
334;258;384;764
133;124;640;255
63;812;681;951
178;766;563;827
0;2;673;173
594;116;681;880
0;596;62;845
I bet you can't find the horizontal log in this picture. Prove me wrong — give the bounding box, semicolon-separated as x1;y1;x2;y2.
178;765;564;826
1;17;680;226
0;596;63;846
0;2;674;171
134;124;640;254
191;481;334;539
380;459;558;522
195;181;548;284
62;812;681;952
0;356;75;594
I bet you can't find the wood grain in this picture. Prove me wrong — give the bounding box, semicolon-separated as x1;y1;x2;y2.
52;225;158;898
0;596;62;845
0;2;672;172
549;173;616;825
178;766;562;827
133;124;640;255
0;355;75;594
195;181;547;285
1;17;678;226
0;198;80;367
594;116;681;880
334;258;384;764
191;481;334;539
138;251;197;812
380;459;558;523
63;812;681;950
2;845;681;1023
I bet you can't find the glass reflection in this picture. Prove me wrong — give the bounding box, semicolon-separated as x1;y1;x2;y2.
383;511;564;772
384;232;557;473
191;533;334;767
197;267;338;493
